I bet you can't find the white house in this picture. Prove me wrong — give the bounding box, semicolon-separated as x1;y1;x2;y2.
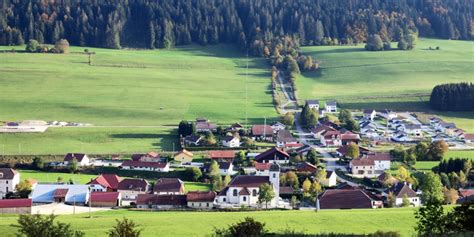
350;153;392;177
305;100;320;110
217;163;280;208
403;124;423;137
120;160;170;172
31;184;90;204
63;153;90;166
203;162;234;176
0;168;20;198
321;171;337;187
222;136;240;148
384;182;420;207
117;179;149;201
320;131;342;147
325;101;337;113
270;122;286;133
363;109;377;121
379;110;398;120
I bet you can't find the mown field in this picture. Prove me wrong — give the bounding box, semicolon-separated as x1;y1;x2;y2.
414;150;474;171
0;44;274;154
0;208;417;236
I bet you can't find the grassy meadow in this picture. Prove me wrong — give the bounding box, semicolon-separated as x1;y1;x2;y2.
0;208;417;236
414;150;474;171
298;38;474;110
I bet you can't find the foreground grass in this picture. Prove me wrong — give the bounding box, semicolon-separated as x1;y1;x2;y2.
298;38;474;110
0;208;417;236
0;127;176;155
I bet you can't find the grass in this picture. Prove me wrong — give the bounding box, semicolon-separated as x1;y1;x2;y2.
298;38;474;131
184;182;212;192
18;169;98;184
414;150;474;171
0;208;417;236
0;44;275;154
414;162;438;171
0;127;176;155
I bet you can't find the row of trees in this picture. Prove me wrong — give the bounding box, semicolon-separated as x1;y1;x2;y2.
429;82;474;111
365;31;417;51
25;39;70;53
390;141;449;163
1;0;471;49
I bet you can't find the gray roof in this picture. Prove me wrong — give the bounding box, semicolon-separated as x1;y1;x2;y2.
276;130;297;143
270;163;280;172
0;168;18;180
31;184;90;203
306;100;319;105
326;101;337;106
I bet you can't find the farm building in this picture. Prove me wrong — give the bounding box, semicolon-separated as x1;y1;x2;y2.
254;147;290;164
187;191;216;209
0;198;32;214
153;178;185;195
89;192;122;207
136;194;187;210
31;184;90;205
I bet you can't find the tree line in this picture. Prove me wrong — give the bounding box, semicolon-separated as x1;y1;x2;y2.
0;0;471;51
429;82;474;111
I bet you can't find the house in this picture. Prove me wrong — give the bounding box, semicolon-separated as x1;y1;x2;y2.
319;189;382;209
276;130;298;148
183;135;202;146
305;100;320;110
350;153;392;177
120;160;170;172
187;191;216;209
254;162;272;176
363;109;377;121
279;186;295;198
325;101;337;113
311;125;336;139
403;124;422;137
87;174;122;192
131;152;160;162
31;184;90;204
392;132;411;142
341;133;361;145
222;136;240;148
367;153;392;171
117;179;149;201
336;145;369;158
379;110;398;120
254;147;290;164
203;161;234;176
63;153;90;166
89;192;121;207
0;168;20;198
321;171;337;187
296;162;318;173
446;128;464;138
136;194;187;209
174;149;194;163
227;123;244;132
154;178;185;195
436;122;456;132
0;199;32;214
209;150;235;161
384;182;420;207
271;122;286;132
464;134;474;143
320;131;342;147
294;144;312;156
217;163;280;208
195;118;217;132
251;125;273;141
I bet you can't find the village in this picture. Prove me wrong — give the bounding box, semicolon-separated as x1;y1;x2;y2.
0;101;472;215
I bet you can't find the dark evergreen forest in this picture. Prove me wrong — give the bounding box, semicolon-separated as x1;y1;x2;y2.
0;0;472;53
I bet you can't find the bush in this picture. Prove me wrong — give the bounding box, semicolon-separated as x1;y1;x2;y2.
213;217;266;237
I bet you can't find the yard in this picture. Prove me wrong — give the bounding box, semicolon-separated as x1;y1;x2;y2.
0;208;417;236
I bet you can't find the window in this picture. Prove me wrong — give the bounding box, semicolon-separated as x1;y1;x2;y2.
207;203;209;207
223;198;226;202
243;197;247;202
252;190;257;196
273;173;276;178
233;189;238;196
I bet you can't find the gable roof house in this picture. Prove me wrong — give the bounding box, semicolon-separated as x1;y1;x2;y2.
183;134;202;146
436;122;456;132
363;109;377;121
87;174;122;192
325;101;337;113
227;123;244;132
276;130;299;148
63;153;90;166
341;133;361;145
136;194;187;210
195;118;217;133
0;168;20;198
203;161;234;176
254;162;272;176
120;160;170;172
31;184;90;204
305;100;320;110
117;178;149;201
319;189;382;209
384;182;420;207
464;133;474;143
131;152;160;162
222;136;240;148
311;125;337;139
174;149;194;163
350;153;392;177
379;109;398;120
209;150;235;161
321;171;337;187
217;163;280;208
296;162;318;173
255;147;290;164
187;191;216;209
271;122;286;133
251;125;274;141
154;178;185;195
320;130;342;147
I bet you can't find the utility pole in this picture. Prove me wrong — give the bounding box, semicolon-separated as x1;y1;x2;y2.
263;117;267;139
245;50;249;129
88;186;92;218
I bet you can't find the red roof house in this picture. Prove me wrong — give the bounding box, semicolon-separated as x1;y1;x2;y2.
88;174;122;191
208;150;235;160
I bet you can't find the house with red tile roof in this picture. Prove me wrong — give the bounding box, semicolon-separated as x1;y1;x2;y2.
255;147;290;164
195;118;217;133
341;133;361;145
186;191;216;209
320;130;342;147
463;133;474;143
117;179;149;201
458;189;474;204
89;192;121;207
276;130;299;148
0;198;32;214
153;178;185;195
208;150;235;160
319;189;382;209
254;162;272;176
217;163;280;208
310;125;336;139
251;125;274;141
349;153;392;177
296;162;318;173
88;174;122;192
136;194;187;209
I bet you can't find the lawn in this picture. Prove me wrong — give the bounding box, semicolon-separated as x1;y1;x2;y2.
18;169;98;184
298;38;474;110
0;127;175;155
0;208;417;236
0;44;275;154
184;182;212;192
414;150;474;171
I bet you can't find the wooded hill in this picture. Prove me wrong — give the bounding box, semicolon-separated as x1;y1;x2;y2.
0;0;472;52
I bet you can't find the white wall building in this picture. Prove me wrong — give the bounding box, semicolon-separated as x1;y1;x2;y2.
0;168;20;198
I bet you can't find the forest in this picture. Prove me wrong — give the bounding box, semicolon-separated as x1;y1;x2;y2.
0;0;472;54
429;83;474;111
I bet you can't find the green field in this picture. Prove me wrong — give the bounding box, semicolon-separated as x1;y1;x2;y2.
0;208;417;236
19;169;98;184
298;38;474;110
0;44;274;154
414;150;474;171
